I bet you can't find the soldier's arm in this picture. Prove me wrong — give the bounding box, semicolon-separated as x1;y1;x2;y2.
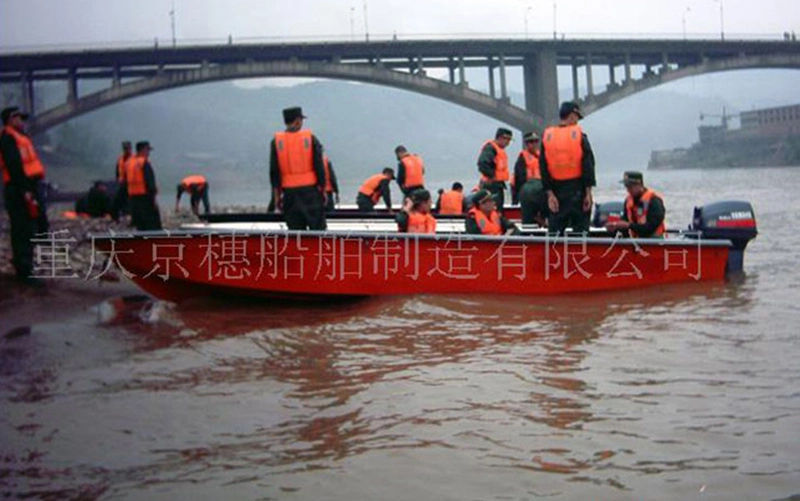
0;134;28;188
465;213;481;234
477;144;496;179
311;136;326;191
581;134;597;188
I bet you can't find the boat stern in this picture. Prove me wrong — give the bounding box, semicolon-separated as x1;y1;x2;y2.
690;200;758;273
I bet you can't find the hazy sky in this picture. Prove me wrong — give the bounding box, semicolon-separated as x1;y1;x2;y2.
1;0;799;48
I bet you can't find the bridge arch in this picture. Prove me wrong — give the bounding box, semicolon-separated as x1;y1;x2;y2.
582;53;800;115
29;60;544;136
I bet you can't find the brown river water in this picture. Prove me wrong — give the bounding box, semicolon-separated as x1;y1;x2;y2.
1;167;799;500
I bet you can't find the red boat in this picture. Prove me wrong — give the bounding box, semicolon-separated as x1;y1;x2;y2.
92;201;756;303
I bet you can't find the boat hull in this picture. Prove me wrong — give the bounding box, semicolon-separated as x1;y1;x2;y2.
93;229;730;302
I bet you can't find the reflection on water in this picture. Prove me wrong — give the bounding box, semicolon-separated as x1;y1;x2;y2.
3;167;800;500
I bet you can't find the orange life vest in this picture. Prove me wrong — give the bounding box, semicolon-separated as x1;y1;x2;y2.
521;150;541;180
543;124;583;181
406;211;437;234
0;126;46;183
359;174;389;203
274;130;317;188
400;154;425;189
181;175;207;191
126;156;148;196
625;188;666;238
439;190;464;215
323;155;334;193
469;207;503;235
481;140;509;182
116;153;132;182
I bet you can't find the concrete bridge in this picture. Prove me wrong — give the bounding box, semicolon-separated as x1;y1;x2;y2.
2;38;800;135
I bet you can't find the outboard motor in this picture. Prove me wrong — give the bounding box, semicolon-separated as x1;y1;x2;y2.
689;200;757;272
592;201;625;228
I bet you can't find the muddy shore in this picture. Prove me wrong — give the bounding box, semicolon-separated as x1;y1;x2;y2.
0;206;223;334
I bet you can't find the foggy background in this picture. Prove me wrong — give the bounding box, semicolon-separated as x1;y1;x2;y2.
1;0;798;203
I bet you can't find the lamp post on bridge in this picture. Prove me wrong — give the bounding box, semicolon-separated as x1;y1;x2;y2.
682;6;691;40
363;0;370;43
712;0;724;40
169;1;176;48
525;6;532;38
350;6;355;41
552;0;557;40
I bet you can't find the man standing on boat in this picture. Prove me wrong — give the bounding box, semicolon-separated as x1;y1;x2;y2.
465;189;519;236
111;140;132;221
605;171;666;238
540;101;596;235
126;141;162;231
357;168;394;212
395;145;425;197
515;131;547;226
269;106;327;230
0;106;49;285
477;128;513;213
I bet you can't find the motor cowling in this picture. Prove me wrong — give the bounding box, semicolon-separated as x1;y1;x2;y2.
592;201;625;228
690;200;757;272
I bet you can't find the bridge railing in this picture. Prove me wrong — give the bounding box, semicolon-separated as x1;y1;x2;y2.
1;31;794;55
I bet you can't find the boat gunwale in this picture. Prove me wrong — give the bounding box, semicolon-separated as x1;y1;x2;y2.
89;228;733;248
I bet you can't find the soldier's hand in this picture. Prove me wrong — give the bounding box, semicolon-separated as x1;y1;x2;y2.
547;191;559;213
582;192;593;212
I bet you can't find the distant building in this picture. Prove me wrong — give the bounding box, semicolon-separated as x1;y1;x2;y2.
738;103;800;136
649;102;800;169
698;125;726;145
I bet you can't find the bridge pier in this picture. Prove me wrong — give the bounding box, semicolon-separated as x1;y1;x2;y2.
660;52;670;73
112;65;121;88
67;68;78;103
20;72;34;114
448;58;455;84
586;53;594;99
523;50;558;124
571;60;580;101
624;52;632;85
499;54;508;102
458;56;467;87
488;57;495;98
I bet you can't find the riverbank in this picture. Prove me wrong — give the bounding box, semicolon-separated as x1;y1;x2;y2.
0;207;201;334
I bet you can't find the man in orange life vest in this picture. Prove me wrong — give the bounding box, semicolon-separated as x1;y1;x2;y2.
515;131;547;226
0;106;49;283
269;106;327;230
175;175;210;217
540;101;596;235
322;152;340;212
605;171;666;238
395;145;425;197
111;140;132;221
357;167;394;212
465;189;519;236
435;182;464;215
396;189;436;234
477;127;513;212
126;141;162;231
